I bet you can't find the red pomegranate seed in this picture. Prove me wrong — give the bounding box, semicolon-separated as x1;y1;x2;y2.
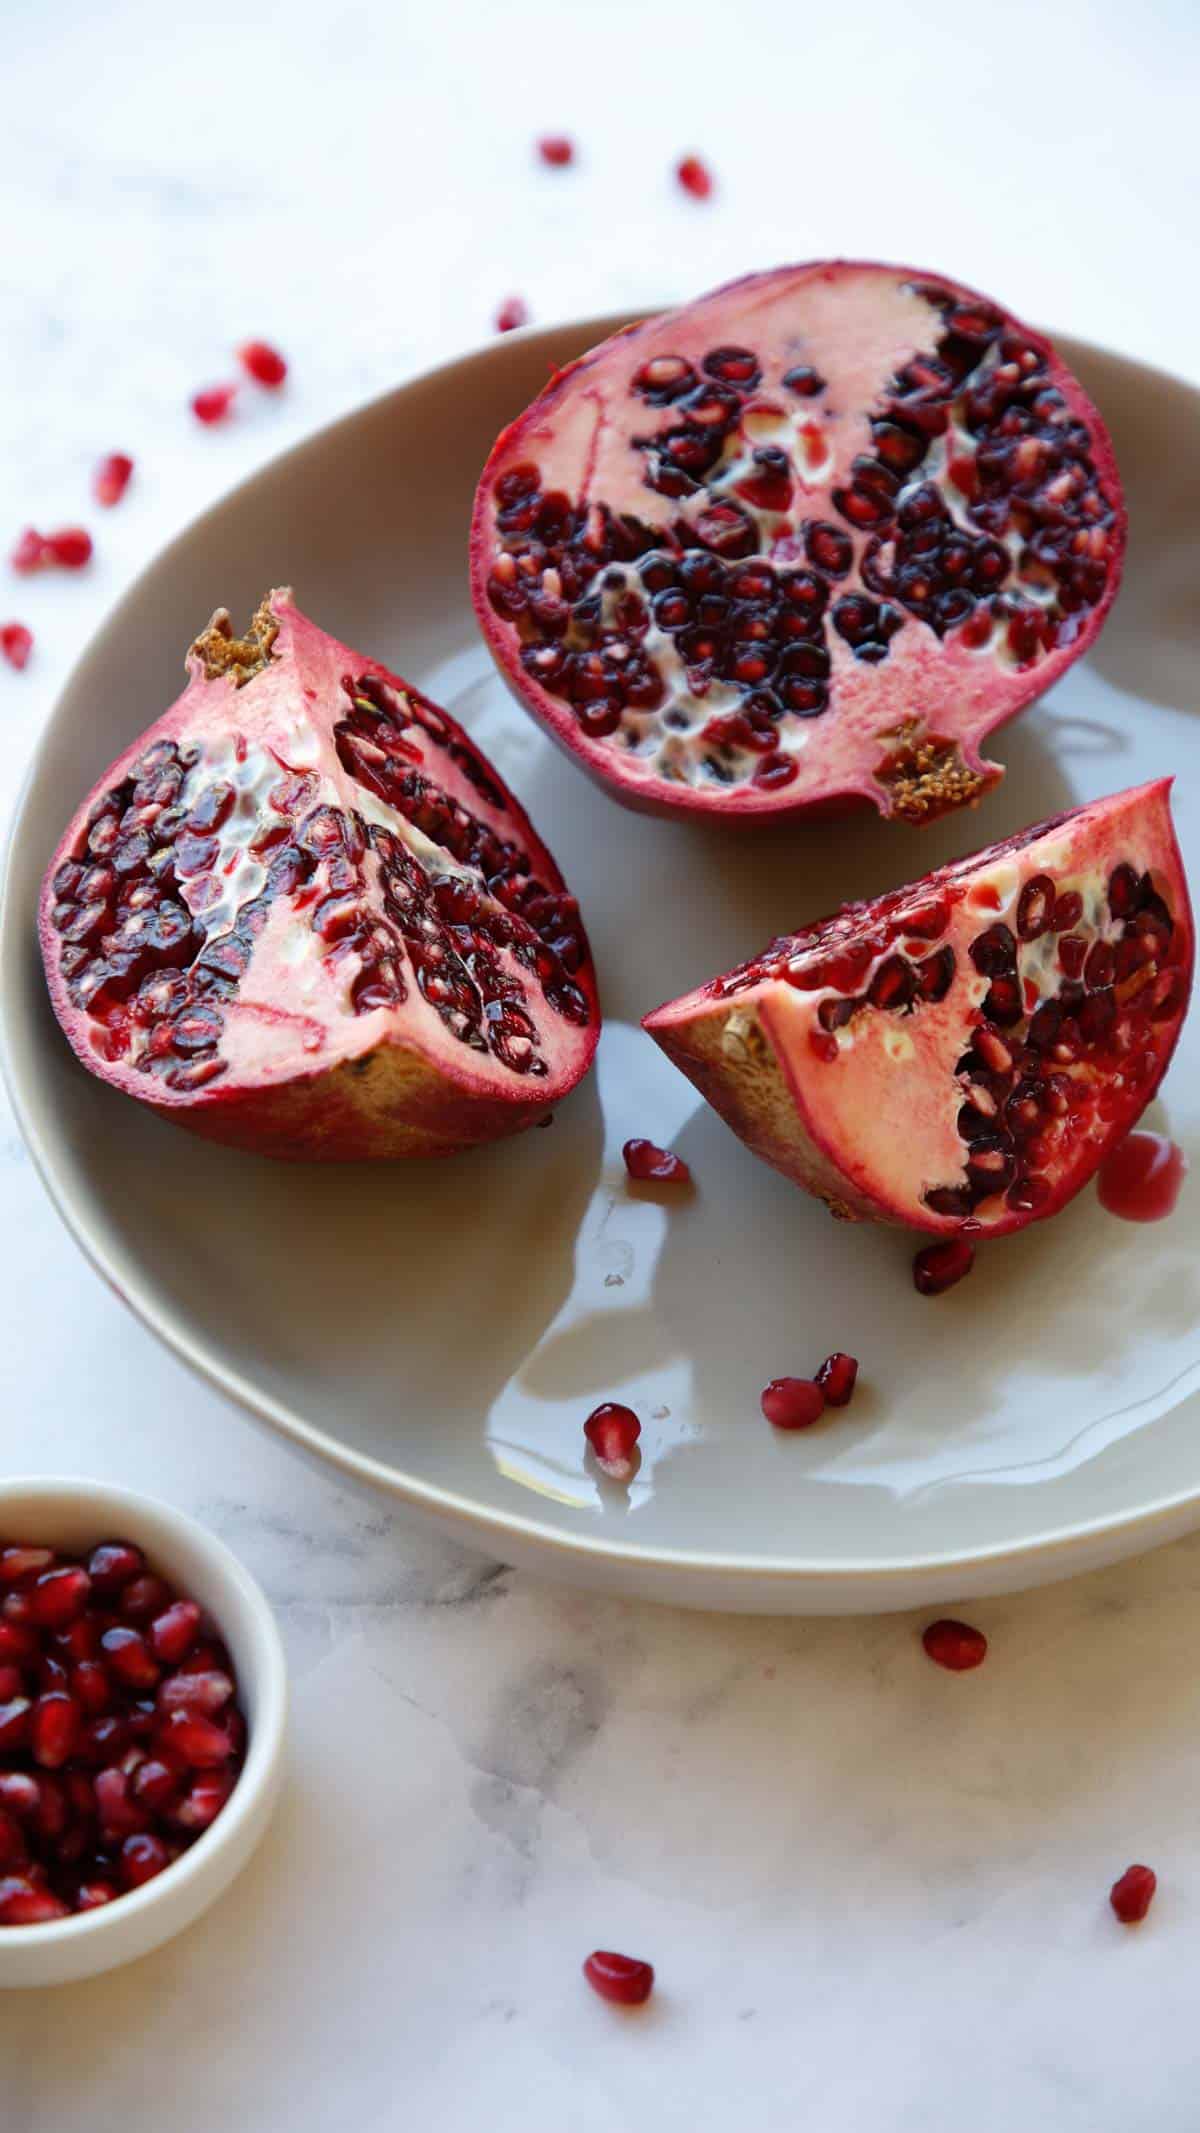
93;453;134;508
120;1831;172;1889
0;1666;22;1701
45;527;93;570
238;340;288;388
583;1949;655;2005
622;1137;692;1185
760;1377;825;1430
584;1402;641;1481
922;1618;988;1671
95;1766;150;1839
913;1238;976;1295
676;154;713;200
0;622;33;670
31;1692;81;1769
75;1878;117;1910
0;1622;37;1670
0;1875;69;1924
9;528;48;574
132;1758;179;1813
1110;1863;1157;1924
149;1600;201;1665
118;1574;171;1621
536;135;575;167
1097;1131;1186;1223
158;1709;234;1769
494;297;529;335
29;1566;90;1629
191;383;237;425
0;1773;39;1822
0;1546;54;1587
0;1805;27;1869
86;1540;144;1593
157;1666;234;1716
172;1767;234;1831
100;1626;159;1691
815;1353;859;1407
72;1659;111;1715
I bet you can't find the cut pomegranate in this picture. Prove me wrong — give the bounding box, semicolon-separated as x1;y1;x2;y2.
760;1377;825;1429
584;1402;641;1480
536;135;575;167
922;1618;988;1671
191;384;237;425
0;1534;245;1923
913;1239;975;1295
471;262;1125;823
815;1352;858;1406
1097;1130;1186;1222
1;622;33;670
1110;1863;1156;1924
93;454;134;508
38;591;599;1158
644;782;1192;1239
583;1949;655;2004
237;341;288;388
622;1137;692;1184
675;155;713;199
495;297;530;335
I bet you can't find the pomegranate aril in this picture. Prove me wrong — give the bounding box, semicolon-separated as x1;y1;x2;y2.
132;1758;179;1813
583;1949;655;2005
0;1875;70;1924
0;1546;55;1587
191;383;237;424
1097;1132;1186;1222
584;1402;641;1481
93;453;134;508
46;527;93;569
30;1566;90;1629
95;1766;150;1839
1110;1863;1156;1925
0;1807;26;1869
237;340;288;388
31;1692;81;1769
0;622;33;670
760;1377;825;1430
10;527;48;573
536;134;575;167
495;297;529;334
675;154;712;199
814;1353;858;1407
87;1540;144;1592
120;1831;172;1889
172;1768;234;1832
118;1574;171;1621
922;1619;988;1671
0;1773;40;1821
150;1600;201;1665
157;1667;234;1717
75;1878;118;1910
157;1709;234;1769
100;1627;160;1691
913;1239;975;1295
0;1668;21;1701
622;1137;691;1185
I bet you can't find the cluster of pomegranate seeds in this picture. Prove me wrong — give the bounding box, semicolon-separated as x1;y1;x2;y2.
913;1238;976;1295
237;340;288;389
1;623;32;671
583;1949;655;2005
495;297;530;335
191;384;237;426
93;454;134;509
760;1377;825;1430
921;1618;988;1671
584;1402;641;1481
536;135;574;167
622;1137;691;1185
0;1537;245;1923
675;155;713;200
10;527;93;573
1110;1863;1157;1925
1097;1130;1186;1222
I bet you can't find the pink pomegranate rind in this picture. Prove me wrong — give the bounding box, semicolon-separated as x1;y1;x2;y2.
643;780;1191;1238
39;592;599;1159
471;260;1125;824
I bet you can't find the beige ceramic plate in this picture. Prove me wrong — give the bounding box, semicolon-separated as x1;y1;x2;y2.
2;314;1198;1613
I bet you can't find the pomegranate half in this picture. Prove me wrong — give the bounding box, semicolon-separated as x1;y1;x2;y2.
471;261;1125;825
38;593;599;1158
643;781;1191;1238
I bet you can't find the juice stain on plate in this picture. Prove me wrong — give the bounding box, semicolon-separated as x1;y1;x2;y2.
1097;1131;1187;1222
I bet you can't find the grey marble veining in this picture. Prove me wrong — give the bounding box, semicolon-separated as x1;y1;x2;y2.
3;0;1200;2122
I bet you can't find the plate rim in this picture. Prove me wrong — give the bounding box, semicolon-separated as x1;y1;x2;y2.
4;310;1198;1598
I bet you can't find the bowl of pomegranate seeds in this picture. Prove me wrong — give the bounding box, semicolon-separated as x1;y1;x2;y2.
0;1477;286;1987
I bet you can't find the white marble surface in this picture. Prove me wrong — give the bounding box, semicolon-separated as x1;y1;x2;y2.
3;0;1200;2121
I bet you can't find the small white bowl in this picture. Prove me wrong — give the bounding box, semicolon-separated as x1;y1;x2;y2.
0;1477;287;1988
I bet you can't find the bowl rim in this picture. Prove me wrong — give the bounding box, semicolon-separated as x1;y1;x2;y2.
3;311;1199;1597
0;1474;287;1949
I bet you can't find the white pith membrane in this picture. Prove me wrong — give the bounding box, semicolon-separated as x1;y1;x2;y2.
477;264;1122;815
41;600;595;1111
644;783;1192;1235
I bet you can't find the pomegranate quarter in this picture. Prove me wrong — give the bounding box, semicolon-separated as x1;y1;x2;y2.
644;781;1191;1238
38;593;599;1158
472;260;1125;824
